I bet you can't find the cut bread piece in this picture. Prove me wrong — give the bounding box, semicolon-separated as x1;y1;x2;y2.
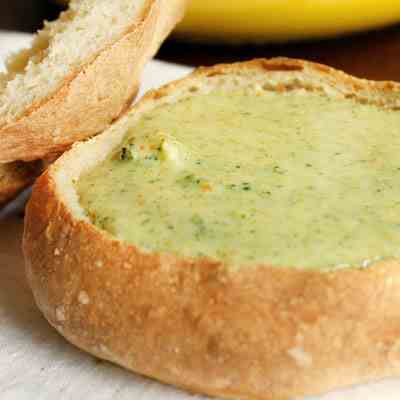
0;0;185;205
0;162;42;206
24;59;400;400
0;0;186;166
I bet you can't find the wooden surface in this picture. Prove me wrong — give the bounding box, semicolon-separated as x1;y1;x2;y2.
0;0;399;81
162;26;400;81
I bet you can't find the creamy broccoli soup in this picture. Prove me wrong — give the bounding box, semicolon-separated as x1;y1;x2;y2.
77;89;400;270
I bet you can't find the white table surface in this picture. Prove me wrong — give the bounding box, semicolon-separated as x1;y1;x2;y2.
1;31;400;400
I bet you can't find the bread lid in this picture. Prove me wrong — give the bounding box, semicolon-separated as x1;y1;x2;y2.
0;0;186;204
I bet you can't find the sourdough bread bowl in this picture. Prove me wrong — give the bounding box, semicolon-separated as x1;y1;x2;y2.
0;0;186;205
23;58;400;400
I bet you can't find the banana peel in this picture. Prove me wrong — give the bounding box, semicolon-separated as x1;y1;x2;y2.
175;0;400;44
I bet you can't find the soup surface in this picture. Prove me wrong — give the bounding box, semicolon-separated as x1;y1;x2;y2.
77;89;400;270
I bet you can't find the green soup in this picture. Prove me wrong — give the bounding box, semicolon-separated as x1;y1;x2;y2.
77;89;400;270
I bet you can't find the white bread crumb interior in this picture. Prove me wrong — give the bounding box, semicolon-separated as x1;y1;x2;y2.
0;0;146;126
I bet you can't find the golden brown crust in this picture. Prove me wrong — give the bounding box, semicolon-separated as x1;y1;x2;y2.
0;161;42;206
23;58;400;400
0;0;186;163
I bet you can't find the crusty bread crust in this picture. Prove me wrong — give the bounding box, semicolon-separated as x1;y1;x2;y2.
0;162;42;206
23;59;400;400
0;0;186;204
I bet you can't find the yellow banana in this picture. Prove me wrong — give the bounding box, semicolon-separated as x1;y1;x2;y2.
175;0;400;43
